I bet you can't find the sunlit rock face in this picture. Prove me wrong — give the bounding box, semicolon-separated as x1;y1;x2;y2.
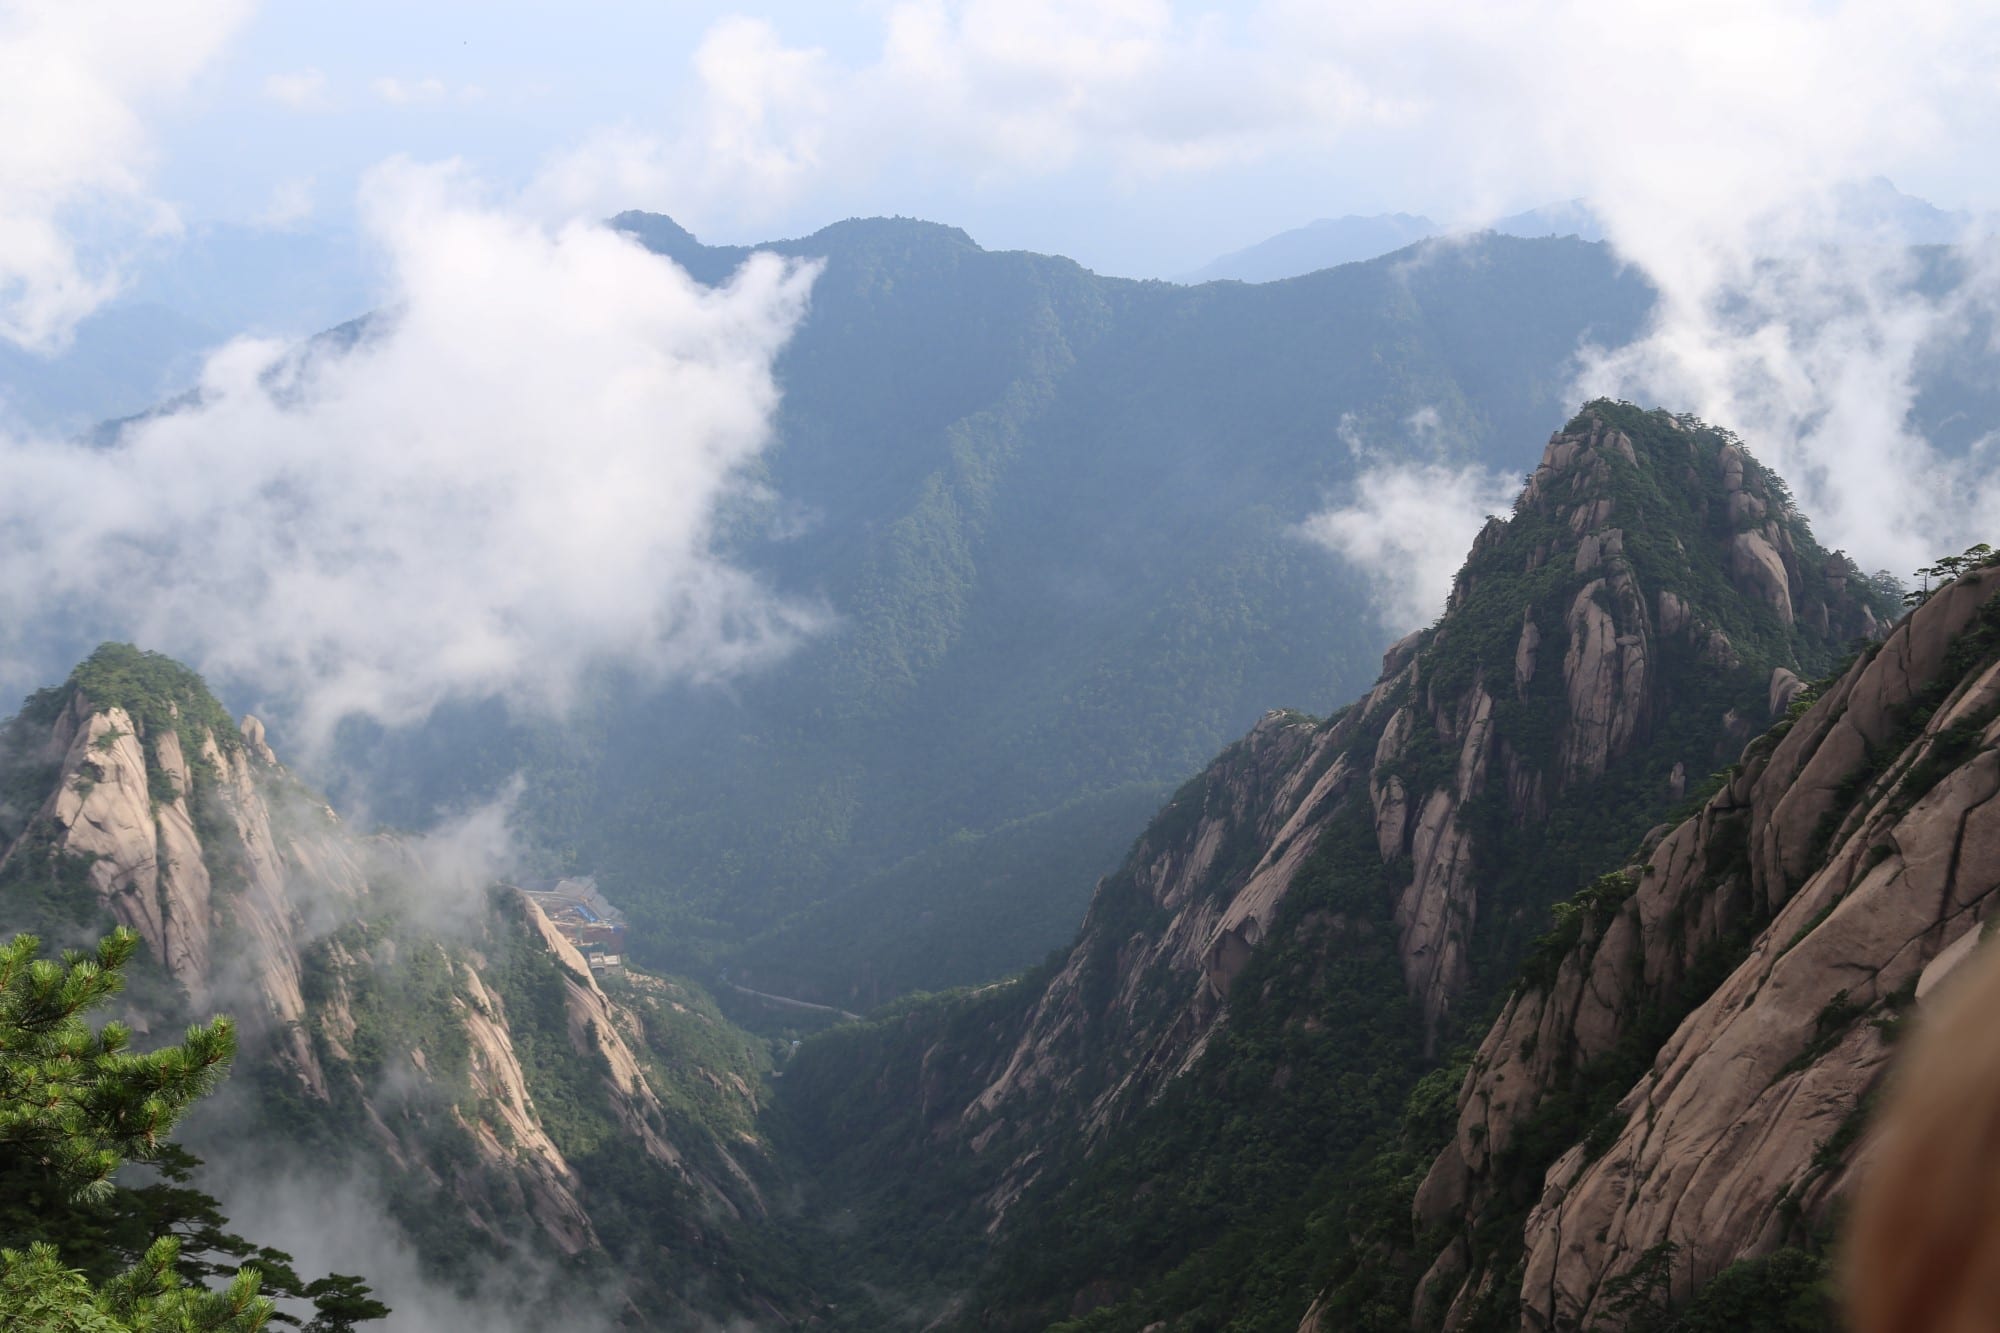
1410;562;2000;1329
0;647;778;1318
804;403;1894;1277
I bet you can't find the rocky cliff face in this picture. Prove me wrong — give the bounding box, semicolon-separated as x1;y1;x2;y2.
1409;555;2000;1329
12;688;362;1097
967;404;1882;1151
0;645;779;1321
778;403;1897;1329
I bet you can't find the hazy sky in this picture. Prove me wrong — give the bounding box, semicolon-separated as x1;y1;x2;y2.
121;0;2000;278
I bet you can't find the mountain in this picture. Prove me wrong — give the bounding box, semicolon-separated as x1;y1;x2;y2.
766;402;1906;1329
485;211;1978;1021
0;222;373;436
0;301;222;436
1174;204;1613;287
1489;199;1606;244
1175;204;1604;287
0;645;802;1328
1407;544;2000;1329
1179;213;1443;283
6;425;1990;1330
121;206;1990;1024
1191;180;1981;287
340;216;1657;1012
1828;175;1980;245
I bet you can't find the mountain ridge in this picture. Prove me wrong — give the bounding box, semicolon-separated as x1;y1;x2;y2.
1181;178;1980;286
769;400;1902;1329
340;215;1657;1012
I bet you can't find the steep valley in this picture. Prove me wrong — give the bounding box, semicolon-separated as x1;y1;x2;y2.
4;403;1996;1332
329;220;1660;1010
767;401;1916;1330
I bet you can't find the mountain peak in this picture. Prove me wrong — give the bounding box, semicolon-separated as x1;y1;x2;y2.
0;642;784;1321
802;214;980;249
1182;211;1441;283
27;642;243;757
1449;399;1887;651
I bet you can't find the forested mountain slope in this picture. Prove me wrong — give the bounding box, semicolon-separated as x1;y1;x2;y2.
344;220;1658;1008
0;646;800;1329
769;403;1899;1330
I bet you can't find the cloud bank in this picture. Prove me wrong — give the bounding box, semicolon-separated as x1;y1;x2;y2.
1372;0;2000;574
0;0;253;350
529;2;1405;230
0;159;822;746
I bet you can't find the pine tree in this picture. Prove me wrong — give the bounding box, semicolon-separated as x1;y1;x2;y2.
0;928;386;1332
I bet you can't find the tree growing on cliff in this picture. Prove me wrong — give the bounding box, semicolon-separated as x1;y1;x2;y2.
0;928;387;1332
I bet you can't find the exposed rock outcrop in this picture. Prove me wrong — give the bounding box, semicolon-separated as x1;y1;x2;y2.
8;687;362;1096
1730;529;1796;625
1411;561;2000;1328
0;646;776;1308
46;702;217;993
804;404;1900;1288
960;707;1360;1215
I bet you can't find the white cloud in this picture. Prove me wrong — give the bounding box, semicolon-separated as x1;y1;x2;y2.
370;74;489;107
528;19;833;228
0;0;252;350
1299;412;1518;634
1280;0;2000;571
570;3;1400;234
0;158;823;749
262;67;330;110
199;1159;621;1333
1277;0;2000;573
619;2;2000;573
372;74;449;105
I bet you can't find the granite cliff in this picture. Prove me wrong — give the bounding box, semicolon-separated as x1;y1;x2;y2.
0;645;786;1326
1406;548;2000;1330
776;402;1899;1329
10;400;1971;1332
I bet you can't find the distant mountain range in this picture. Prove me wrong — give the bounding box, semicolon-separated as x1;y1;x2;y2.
2;180;1980;436
0;222;373;436
1183;178;1982;284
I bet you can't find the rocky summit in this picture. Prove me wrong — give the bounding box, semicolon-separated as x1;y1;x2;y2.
1411;544;2000;1330
769;402;1931;1330
0;645;791;1327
